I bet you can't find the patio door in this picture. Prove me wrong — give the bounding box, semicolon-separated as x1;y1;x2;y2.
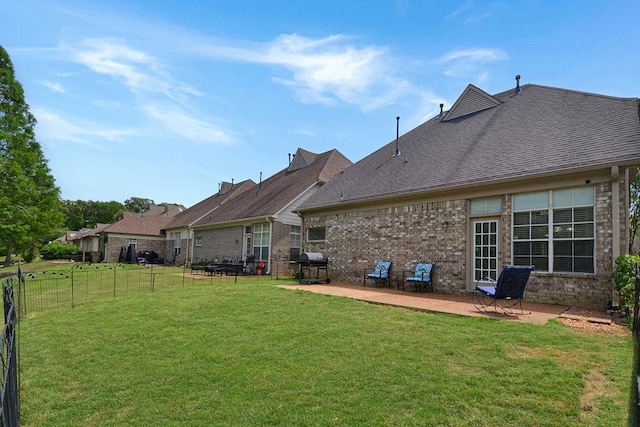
473;219;499;282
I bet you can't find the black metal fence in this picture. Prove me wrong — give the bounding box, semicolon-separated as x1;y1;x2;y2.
0;275;19;426
19;263;189;315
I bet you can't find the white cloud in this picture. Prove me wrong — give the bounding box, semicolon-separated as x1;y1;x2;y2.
438;48;508;79
32;108;136;151
194;33;409;110
144;104;233;145
67;38;203;104
92;99;122;108
39;81;65;93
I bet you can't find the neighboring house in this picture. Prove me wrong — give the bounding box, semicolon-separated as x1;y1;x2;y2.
72;223;111;262
187;148;352;274
54;231;81;245
163;180;256;266
101;212;175;263
297;79;640;310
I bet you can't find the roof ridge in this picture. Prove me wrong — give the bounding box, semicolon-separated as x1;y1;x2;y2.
496;83;640;101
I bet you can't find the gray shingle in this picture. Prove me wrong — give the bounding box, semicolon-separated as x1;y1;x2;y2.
299;83;640;211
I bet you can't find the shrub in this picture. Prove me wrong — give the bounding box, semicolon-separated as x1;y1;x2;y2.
613;254;640;312
40;242;77;260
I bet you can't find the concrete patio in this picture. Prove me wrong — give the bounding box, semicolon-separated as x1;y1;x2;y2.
280;282;614;326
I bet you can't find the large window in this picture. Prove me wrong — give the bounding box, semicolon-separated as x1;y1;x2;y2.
253;223;270;261
513;187;594;273
290;226;301;261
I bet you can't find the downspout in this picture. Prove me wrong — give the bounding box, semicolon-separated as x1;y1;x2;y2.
267;217;274;274
186;226;192;266
611;165;620;306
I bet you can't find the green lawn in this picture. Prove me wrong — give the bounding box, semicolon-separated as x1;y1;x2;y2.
19;276;633;426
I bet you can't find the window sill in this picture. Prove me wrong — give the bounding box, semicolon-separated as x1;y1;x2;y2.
532;271;596;279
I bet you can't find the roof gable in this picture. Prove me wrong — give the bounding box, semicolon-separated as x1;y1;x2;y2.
442;84;502;121
288;148;318;172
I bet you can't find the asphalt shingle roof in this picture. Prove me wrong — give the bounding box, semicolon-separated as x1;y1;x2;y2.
164;180;256;230
192;148;352;227
299;83;640;211
104;212;174;236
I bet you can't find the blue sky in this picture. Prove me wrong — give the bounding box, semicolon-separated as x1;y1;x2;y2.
3;1;640;208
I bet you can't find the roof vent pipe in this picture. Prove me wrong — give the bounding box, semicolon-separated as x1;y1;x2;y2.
288;153;291;165
259;172;262;190
395;116;400;157
231;178;234;189
439;103;444;117
515;74;522;94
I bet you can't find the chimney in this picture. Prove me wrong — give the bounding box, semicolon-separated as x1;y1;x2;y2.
515;74;522;94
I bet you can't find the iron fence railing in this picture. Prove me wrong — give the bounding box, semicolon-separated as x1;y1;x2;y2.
19;263;189;315
0;275;19;427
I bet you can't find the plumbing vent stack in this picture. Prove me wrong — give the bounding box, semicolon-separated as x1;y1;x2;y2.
395;116;400;156
515;74;522;94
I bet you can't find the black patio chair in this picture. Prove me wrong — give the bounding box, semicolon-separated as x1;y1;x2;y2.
472;265;534;314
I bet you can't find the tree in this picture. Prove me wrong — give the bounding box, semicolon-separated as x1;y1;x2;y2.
62;199;124;230
0;45;63;266
630;168;640;253
124;197;154;213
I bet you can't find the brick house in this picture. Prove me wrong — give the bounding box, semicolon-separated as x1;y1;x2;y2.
297;79;640;309
184;148;352;274
101;211;175;263
163;179;255;266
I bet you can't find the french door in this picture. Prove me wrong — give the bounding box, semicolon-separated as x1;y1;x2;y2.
473;219;499;282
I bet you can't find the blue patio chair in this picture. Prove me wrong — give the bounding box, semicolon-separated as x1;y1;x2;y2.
363;261;392;288
402;262;434;292
472;265;534;314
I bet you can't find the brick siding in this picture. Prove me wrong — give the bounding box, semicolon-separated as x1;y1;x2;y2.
303;182;623;310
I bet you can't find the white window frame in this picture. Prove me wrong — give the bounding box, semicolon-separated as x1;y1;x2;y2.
307;227;326;242
512;187;595;273
253;223;270;261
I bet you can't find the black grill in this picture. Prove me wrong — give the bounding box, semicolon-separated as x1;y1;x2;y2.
297;252;330;284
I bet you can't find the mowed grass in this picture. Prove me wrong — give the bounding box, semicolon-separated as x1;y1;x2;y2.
19;277;632;426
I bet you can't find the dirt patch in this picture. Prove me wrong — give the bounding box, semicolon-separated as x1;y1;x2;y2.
580;368;616;419
558;307;630;335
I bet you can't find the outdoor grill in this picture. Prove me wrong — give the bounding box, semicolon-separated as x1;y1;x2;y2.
297;252;330;284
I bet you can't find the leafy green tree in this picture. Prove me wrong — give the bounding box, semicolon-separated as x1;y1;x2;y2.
630;168;640;253
124;197;153;213
62;199;124;230
0;45;63;266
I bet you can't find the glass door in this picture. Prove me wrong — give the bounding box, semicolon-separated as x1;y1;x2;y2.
473;219;499;282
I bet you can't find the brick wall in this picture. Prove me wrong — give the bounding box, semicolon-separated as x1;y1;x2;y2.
303;182;620;310
192;226;244;263
104;236;167;263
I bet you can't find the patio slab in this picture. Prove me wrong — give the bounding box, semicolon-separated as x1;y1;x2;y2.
280;282;575;325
